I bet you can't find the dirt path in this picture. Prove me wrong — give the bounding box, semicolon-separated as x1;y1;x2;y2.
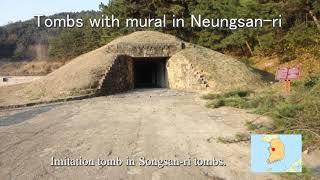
0;89;282;179
0;76;42;87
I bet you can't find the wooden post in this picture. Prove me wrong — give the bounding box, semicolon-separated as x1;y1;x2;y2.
283;80;291;96
282;80;286;96
287;80;291;95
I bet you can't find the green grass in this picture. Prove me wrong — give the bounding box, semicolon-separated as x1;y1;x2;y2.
245;121;260;131
281;166;314;180
203;75;320;149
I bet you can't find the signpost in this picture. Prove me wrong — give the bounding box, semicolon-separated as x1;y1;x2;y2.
276;67;300;96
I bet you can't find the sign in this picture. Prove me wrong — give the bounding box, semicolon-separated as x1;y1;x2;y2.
275;67;301;96
287;67;300;80
276;67;300;81
276;68;289;80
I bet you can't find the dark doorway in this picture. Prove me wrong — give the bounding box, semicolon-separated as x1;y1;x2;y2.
133;57;168;88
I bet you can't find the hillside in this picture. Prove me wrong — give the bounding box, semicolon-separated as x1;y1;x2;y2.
251;52;320;79
0;11;100;62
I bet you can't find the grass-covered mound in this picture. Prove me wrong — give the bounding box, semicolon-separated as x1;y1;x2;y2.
0;46;118;106
168;46;263;91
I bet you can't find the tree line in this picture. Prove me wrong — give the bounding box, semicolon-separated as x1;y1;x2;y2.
99;0;320;58
0;11;99;61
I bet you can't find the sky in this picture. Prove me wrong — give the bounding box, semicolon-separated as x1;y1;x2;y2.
0;0;105;26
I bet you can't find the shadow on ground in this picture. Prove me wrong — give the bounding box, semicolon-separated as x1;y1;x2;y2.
252;67;276;82
0;104;61;126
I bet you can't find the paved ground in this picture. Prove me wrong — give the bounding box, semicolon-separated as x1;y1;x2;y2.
0;89;294;179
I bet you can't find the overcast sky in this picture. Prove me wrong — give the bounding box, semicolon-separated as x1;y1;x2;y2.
0;0;105;26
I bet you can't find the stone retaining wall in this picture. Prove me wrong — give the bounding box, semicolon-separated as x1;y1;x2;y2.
97;55;134;95
167;54;210;91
